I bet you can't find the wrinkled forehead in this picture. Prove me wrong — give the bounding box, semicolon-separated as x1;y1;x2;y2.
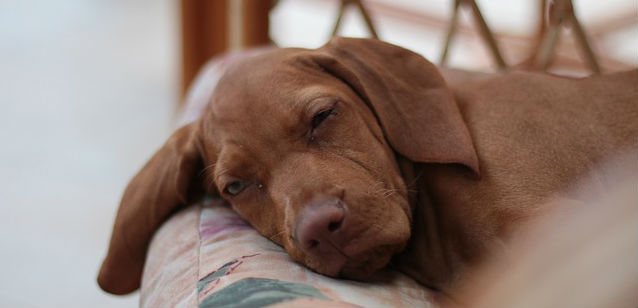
210;49;325;116
202;49;343;141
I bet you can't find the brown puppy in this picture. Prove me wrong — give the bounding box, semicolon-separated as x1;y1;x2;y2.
97;37;638;296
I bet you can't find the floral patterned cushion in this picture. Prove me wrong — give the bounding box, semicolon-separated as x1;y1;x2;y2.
140;198;434;308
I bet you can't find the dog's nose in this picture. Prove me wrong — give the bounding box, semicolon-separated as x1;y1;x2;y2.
295;199;346;254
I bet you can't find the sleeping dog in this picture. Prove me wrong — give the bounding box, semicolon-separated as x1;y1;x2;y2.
98;37;638;297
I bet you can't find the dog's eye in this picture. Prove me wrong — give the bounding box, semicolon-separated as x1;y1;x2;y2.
224;181;247;196
312;108;334;129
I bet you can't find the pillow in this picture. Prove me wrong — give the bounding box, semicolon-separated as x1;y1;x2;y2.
140;198;435;307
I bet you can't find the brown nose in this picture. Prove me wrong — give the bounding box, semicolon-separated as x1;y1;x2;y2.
295;199;346;254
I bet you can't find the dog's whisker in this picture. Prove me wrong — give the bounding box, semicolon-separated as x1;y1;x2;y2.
407;170;425;188
200;163;221;192
268;230;286;242
366;181;386;195
204;174;220;192
368;183;395;197
199;163;217;177
382;189;398;199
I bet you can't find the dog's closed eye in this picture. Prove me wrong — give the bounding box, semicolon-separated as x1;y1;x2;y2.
312;108;335;129
309;105;338;143
310;100;339;134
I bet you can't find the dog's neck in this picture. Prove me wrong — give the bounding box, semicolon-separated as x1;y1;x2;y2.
395;154;418;213
392;162;483;296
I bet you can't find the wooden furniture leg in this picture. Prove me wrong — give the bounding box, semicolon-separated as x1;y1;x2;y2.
331;0;379;39
570;10;601;74
440;0;462;65
180;0;229;98
440;0;506;70
467;0;507;69
534;0;600;74
180;0;272;100
241;0;274;47
535;22;562;71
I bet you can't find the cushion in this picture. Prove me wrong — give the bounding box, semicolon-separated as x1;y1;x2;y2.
140;198;435;307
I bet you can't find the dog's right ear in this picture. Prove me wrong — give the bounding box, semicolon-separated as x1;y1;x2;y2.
312;37;480;176
98;122;205;294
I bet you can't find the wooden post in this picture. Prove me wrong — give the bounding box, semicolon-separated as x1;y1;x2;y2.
534;0;600;74
180;0;229;98
241;0;273;47
467;0;507;69
439;0;506;70
180;0;272;100
440;0;462;65
332;0;379;39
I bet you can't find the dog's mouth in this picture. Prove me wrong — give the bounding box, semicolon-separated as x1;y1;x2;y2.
277;185;413;280
295;229;408;279
339;243;406;279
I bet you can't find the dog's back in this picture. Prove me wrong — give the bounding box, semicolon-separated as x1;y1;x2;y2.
399;69;638;291
446;69;637;203
459;151;638;307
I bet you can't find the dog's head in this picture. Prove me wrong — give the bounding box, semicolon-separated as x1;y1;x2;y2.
98;37;479;294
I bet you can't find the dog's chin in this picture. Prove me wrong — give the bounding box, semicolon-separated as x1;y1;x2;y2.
308;243;406;280
344;243;407;278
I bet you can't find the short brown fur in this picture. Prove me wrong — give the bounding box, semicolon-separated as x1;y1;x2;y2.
98;38;638;297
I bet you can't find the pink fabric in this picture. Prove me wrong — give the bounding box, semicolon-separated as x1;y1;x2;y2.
140;199;434;307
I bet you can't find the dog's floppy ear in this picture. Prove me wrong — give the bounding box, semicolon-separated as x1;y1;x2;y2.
314;37;479;175
98;122;204;294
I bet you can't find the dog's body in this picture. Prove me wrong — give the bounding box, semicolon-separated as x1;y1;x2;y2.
98;38;638;298
397;68;638;290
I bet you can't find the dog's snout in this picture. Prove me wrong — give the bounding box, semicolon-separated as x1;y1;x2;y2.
295;199;346;253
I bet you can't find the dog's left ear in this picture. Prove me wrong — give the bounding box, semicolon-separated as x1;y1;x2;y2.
98;122;204;294
314;37;479;176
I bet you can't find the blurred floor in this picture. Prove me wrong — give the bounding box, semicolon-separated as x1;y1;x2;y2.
0;0;178;306
0;0;635;307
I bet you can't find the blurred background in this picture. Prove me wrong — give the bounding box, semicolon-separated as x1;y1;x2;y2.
0;0;635;307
